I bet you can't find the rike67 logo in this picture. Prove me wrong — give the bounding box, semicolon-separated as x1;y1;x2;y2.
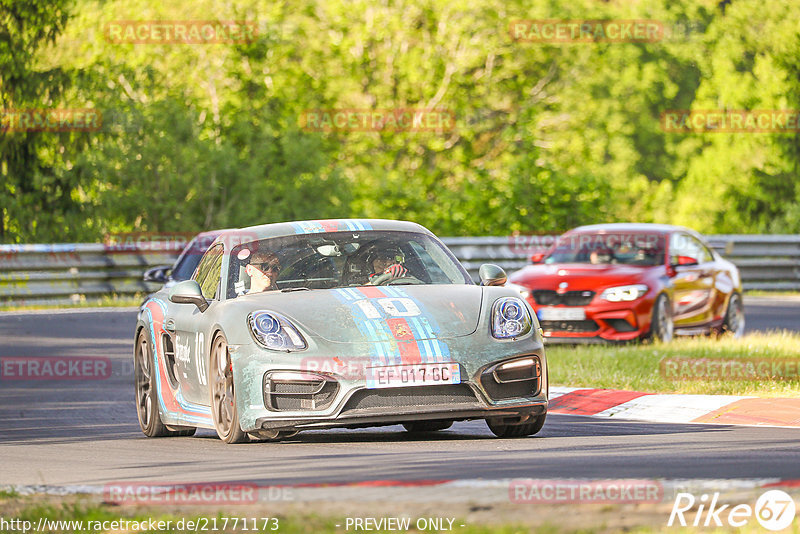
669;490;796;531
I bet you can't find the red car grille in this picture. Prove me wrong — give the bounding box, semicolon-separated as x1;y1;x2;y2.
532;290;595;306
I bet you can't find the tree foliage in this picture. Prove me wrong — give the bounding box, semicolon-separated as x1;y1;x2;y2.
1;0;799;242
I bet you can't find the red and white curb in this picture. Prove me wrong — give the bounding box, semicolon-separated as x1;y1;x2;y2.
549;386;800;427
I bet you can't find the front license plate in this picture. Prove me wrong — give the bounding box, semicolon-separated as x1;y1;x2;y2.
537;307;586;321
366;363;461;389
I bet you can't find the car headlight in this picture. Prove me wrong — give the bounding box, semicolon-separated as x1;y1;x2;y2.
599;284;649;302
491;297;533;339
248;311;307;351
505;282;531;300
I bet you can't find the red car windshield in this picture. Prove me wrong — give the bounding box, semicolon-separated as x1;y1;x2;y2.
545;233;666;266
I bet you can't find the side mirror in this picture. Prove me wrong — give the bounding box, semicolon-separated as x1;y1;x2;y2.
674;255;699;266
530;252;545;264
143;265;172;283
168;280;209;312
479;264;507;286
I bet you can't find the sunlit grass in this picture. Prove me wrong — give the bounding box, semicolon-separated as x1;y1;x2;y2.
0;293;145;312
0;500;540;534
547;331;800;396
2;496;799;534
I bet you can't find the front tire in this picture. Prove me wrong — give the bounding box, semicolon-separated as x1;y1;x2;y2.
722;292;745;338
648;294;673;343
135;329;194;437
210;334;248;444
486;414;546;438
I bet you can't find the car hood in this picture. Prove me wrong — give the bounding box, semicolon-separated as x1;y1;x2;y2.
510;263;656;290
230;285;483;342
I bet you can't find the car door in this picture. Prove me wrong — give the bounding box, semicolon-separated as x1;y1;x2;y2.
669;232;715;327
168;243;224;405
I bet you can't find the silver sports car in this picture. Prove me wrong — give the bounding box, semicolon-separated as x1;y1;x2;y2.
134;219;548;443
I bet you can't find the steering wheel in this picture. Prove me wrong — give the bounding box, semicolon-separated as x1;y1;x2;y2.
387;276;424;285
369;273;423;286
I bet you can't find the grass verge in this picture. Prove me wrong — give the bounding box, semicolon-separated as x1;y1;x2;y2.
0;498;558;534
0;293;145;312
547;331;800;396
2;493;799;534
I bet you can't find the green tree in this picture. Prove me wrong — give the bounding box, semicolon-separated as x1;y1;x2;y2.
0;0;85;242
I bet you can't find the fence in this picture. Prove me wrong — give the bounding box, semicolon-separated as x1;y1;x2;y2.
0;235;798;307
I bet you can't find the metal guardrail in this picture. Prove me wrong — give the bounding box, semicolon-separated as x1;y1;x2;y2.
0;243;180;307
0;235;798;307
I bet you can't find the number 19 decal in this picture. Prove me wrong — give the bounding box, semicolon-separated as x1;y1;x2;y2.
355;298;421;319
196;332;207;385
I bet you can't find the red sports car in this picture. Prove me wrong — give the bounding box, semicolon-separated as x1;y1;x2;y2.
507;224;745;342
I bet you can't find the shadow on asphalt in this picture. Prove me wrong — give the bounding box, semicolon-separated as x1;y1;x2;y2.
0;411;747;447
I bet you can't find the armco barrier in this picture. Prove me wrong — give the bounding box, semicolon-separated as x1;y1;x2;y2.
0;235;798;307
0;243;180;307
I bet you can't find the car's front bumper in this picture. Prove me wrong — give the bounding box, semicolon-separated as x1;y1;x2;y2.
255;386;547;431
229;333;548;433
532;296;655;342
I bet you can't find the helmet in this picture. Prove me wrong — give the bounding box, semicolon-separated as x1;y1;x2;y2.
366;244;405;265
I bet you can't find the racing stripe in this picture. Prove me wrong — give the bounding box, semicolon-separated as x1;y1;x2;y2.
381;287;451;363
292;221;325;234
407;316;435;363
332;289;391;366
353;220;372;231
333;286;451;367
385;317;422;364
291;219;374;234
318;220;343;232
357;286;385;299
143;300;212;425
356;287;425;365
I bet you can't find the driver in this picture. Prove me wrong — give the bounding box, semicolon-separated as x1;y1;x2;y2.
245;251;281;292
367;246;408;285
589;247;613;264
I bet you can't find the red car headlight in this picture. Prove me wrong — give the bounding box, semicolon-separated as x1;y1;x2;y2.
599;284;649;302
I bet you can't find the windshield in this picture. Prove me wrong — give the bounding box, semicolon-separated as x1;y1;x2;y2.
545;233;666;266
226;230;471;298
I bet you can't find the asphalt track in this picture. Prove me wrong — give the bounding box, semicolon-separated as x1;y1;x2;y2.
0;298;799;487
